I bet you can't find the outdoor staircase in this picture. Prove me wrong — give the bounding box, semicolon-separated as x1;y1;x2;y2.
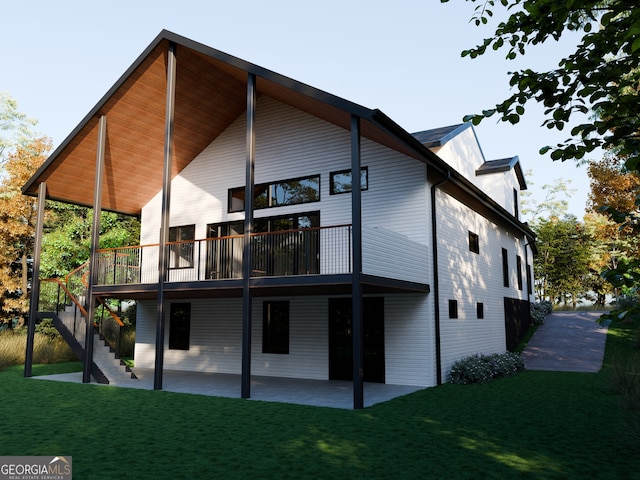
46;303;137;385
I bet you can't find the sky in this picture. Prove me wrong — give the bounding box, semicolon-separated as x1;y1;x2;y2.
2;0;593;219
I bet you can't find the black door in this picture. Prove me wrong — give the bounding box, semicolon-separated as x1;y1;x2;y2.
329;297;385;383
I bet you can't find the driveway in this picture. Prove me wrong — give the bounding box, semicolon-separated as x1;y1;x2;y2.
521;311;609;372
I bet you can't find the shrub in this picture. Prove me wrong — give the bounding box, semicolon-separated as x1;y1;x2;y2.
35;319;61;340
450;352;526;385
530;301;553;326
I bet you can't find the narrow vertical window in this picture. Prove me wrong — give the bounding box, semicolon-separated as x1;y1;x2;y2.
477;302;484;319
516;255;523;291
526;264;533;294
263;301;290;354
448;299;458;319
468;231;479;254
513;188;519;219
169;303;191;350
502;248;509;287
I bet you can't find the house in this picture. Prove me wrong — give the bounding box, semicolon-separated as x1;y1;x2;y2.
22;30;535;409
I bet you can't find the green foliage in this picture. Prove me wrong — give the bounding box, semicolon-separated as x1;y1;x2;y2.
532;215;593;305
444;0;640;317
41;201;140;278
530;300;553;325
450;352;526;384
34;318;60;340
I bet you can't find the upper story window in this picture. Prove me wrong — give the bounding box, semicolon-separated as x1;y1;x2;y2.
516;255;523;291
469;231;480;254
330;167;368;195
502;248;509;287
229;175;320;213
513;188;519;219
169;224;195;269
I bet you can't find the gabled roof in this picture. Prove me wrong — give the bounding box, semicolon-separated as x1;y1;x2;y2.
411;123;471;148
22;30;534;240
23;30;442;216
476;156;527;190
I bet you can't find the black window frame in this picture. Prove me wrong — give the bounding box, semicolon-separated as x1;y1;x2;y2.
169;302;191;350
513;188;519;219
168;224;196;269
469;231;480;254
526;264;533;295
502;248;509;287
477;302;484;319
262;300;290;354
329;167;368;195
448;299;458;319
228;174;320;213
516;255;523;291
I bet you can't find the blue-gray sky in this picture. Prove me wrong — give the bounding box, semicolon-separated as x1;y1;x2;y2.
2;0;591;218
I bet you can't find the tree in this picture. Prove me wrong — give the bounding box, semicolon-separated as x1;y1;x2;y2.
443;0;640;315
40;203;140;278
520;171;575;223
533;215;592;308
0;92;38;168
0;137;51;326
588;154;640;215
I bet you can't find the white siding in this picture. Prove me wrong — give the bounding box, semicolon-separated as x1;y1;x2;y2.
435;189;528;380
139;95;432;285
136;294;434;386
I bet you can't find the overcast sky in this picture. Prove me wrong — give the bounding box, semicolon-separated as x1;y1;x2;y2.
2;0;592;219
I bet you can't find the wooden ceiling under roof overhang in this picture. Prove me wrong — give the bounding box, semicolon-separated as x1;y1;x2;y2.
23;31;433;217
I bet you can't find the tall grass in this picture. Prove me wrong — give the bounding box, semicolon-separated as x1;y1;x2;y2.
0;331;76;371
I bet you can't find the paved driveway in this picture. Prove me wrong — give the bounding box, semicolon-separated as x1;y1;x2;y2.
522;311;609;372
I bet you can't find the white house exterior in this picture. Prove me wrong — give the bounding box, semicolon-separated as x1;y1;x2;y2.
23;31;535;408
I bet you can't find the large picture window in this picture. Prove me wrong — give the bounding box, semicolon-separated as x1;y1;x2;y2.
169;225;195;269
330;167;368;195
169;303;191;350
263;301;289;354
229;174;320;212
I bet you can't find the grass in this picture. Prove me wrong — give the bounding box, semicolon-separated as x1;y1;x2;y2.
0;321;638;479
0;331;76;371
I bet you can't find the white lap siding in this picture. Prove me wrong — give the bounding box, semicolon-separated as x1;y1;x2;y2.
435;190;527;380
139;95;432;287
135;293;435;386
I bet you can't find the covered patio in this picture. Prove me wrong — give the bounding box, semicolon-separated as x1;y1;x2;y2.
31;369;425;409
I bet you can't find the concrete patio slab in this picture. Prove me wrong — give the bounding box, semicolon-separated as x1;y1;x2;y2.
31;368;425;409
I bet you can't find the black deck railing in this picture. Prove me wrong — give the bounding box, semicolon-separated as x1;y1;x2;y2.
94;224;353;286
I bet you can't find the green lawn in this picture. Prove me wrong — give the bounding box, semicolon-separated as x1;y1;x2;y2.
1;322;638;479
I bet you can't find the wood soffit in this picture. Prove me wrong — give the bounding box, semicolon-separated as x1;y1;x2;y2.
22;33;445;216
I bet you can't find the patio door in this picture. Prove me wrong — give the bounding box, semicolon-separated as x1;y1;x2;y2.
329;297;385;383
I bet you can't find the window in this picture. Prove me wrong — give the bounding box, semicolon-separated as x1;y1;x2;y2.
169;303;191;350
513;188;519;219
516;255;523;291
469;231;479;254
448;299;458;319
502;248;509;287
477;302;484;319
526;264;533;294
229;174;320;212
169;224;195;268
263;301;289;354
330;167;368;195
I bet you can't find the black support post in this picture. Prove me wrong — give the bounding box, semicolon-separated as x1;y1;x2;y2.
154;41;177;390
24;181;47;378
241;73;256;399
83;115;107;383
351;115;364;409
